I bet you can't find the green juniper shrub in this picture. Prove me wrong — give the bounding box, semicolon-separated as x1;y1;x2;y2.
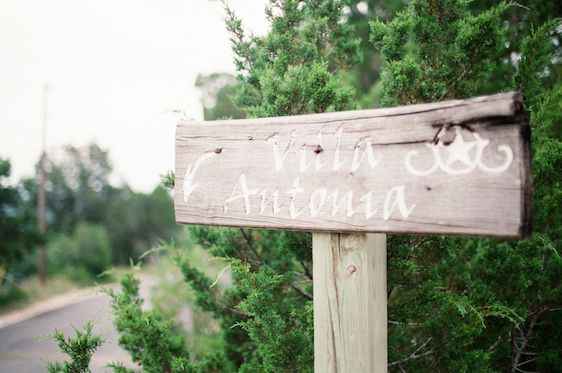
46;321;104;373
370;1;562;370
104;270;196;373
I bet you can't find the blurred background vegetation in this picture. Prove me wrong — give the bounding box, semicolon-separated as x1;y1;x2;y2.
0;143;180;309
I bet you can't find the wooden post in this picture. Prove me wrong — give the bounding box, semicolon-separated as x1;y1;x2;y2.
313;232;387;372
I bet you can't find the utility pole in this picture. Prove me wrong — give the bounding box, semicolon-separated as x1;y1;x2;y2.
38;83;48;286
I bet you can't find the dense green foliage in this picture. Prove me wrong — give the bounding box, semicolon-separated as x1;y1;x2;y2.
226;0;361;117
105;271;196;373
369;2;562;371
370;0;510;105
48;0;561;372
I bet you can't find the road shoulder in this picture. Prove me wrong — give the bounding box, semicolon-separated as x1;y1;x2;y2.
0;286;108;329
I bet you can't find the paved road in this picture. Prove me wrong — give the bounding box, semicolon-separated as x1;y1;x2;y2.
0;276;158;373
0;292;135;373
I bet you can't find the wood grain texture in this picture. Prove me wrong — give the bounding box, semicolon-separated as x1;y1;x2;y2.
313;233;387;372
175;92;531;238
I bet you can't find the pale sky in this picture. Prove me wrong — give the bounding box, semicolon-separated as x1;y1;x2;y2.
0;0;269;192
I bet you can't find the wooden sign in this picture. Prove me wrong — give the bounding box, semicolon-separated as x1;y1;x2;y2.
174;92;532;372
175;92;531;239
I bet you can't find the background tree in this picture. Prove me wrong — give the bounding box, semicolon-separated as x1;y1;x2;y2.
0;158;38;289
47;223;112;283
104;185;178;264
338;0;408;108
28;143;179;265
196;73;246;120
7;143;179;285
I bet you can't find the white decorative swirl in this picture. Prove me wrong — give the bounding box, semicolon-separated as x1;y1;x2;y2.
405;128;513;176
404;149;439;176
474;134;513;173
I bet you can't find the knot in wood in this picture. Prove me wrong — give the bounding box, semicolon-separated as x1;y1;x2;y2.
347;264;358;276
314;144;323;154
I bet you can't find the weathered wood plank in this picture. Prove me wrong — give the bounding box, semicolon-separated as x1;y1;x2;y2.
313;232;387;372
175;92;531;238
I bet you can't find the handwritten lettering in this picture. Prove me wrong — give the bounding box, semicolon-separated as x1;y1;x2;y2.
259;190;283;215
224;173;258;214
359;191;377;219
351;136;381;171
309;188;327;217
383;185;415;220
221;176;415;220
267;130;296;171
333;127;347;170
181;127;508;223
329;189;356;217
287;177;305;218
